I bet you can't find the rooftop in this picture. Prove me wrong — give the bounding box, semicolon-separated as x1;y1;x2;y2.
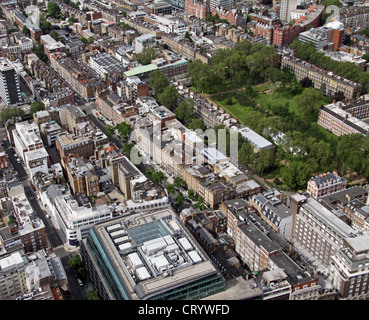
90;207;220;299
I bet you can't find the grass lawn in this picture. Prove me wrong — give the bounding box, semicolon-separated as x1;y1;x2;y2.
255;90;299;114
211;93;254;122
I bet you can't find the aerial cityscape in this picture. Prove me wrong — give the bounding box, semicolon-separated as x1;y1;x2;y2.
0;0;368;303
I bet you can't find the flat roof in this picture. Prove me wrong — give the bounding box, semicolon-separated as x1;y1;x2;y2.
91;207;220;300
124;64;158;77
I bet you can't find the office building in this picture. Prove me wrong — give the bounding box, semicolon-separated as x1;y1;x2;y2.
12;120;44;163
329;234;369;300
0;57;22;106
55;132;95;159
209;0;233;12
279;0;297;24
80;207;226;300
0;251;28;300
290;194;357;268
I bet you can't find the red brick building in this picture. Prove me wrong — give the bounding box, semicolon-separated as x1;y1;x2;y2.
212;6;242;26
184;0;209;19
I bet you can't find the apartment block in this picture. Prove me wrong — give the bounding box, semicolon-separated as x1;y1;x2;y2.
40;34;66;60
55;132;95;159
49;52;106;101
96;91;137;125
329;234;369;300
320;186;368;213
279;0;297;24
340;6;369;30
40;121;63;147
317;98;369;136
0;57;22;106
89;52;126;81
24;148;50;179
184;0;209;19
117;76;148;103
299;25;344;51
0;251;28;300
211;7;243;26
281;55;362;101
43;88;75;109
40;184;113;247
290;194;357;268
58;104;87;133
343;200;369;232
64;157;100;198
307;172;347;199
250;189;292;239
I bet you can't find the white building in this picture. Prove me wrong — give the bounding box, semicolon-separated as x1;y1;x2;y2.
40;185;113;247
12;120;43;162
133;33;156;54
146;15;188;35
89;52;125;78
24;147;49;179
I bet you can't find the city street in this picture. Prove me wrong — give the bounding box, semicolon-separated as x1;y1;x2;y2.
0;126;87;299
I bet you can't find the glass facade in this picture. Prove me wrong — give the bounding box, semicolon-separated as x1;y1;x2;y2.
82;229;132;300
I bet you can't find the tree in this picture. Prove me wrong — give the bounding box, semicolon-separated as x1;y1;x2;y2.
294;87;324;120
194;195;206;210
174;98;195;125
238;140;254;170
22;25;30;36
123;143;135;160
30;101;45;115
138;47;157;65
40;20;53;34
188;189;195;200
116;122;132;141
0;107;24;123
104;124;115;136
176;192;184;207
86;290;100;300
265;67;284;101
188;119;206;131
281;161;311;190
157;85;178;110
166;184;175;195
32;44;48;62
149;70;169;94
173;177;185;190
363;53;369;62
68;254;83;270
252;149;275;176
300;77;313;88
48;1;61;18
50;29;58;40
151;171;165;184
